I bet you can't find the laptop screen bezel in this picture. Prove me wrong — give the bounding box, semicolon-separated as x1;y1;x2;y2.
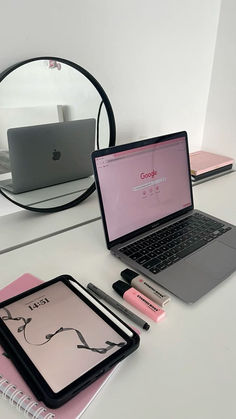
92;131;194;249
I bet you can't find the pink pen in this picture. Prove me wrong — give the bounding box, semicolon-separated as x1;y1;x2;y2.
112;280;165;322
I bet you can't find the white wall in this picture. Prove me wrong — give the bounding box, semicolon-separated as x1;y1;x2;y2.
202;0;236;159
0;0;221;151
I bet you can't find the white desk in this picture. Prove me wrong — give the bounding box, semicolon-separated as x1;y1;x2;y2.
0;191;100;255
0;172;236;419
0;176;94;209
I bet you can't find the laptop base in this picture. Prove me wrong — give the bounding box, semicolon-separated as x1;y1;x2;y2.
113;211;236;303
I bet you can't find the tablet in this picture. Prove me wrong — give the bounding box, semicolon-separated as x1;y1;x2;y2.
0;275;140;408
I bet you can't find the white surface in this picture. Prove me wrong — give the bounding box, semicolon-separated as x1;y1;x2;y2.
0;172;235;418
0;191;100;254
0;0;221;151
193;171;236;222
0;192;23;216
0;105;63;148
203;0;236;159
0;176;94;209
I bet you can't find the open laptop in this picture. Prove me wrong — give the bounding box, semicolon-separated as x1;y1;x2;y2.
92;131;236;303
0;118;95;194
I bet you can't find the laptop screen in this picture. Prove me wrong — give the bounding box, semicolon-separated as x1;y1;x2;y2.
93;133;193;245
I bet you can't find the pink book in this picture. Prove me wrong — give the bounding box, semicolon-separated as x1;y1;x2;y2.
0;273;117;419
189;150;234;176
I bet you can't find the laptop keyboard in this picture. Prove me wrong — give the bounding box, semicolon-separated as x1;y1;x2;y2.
119;213;232;275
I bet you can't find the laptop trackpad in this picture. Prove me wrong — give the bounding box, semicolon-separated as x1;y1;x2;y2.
187;240;236;279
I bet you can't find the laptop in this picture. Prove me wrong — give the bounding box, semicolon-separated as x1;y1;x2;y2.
0;118;95;194
92;131;236;303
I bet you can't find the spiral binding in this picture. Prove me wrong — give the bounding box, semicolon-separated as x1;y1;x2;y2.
0;375;55;418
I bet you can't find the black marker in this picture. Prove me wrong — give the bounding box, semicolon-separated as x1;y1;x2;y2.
87;283;150;331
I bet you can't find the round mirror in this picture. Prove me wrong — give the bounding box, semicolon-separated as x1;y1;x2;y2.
0;57;116;212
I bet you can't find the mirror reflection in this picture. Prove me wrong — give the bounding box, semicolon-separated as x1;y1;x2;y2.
0;58;114;211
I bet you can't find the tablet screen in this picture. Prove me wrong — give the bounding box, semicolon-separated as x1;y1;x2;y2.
0;281;127;393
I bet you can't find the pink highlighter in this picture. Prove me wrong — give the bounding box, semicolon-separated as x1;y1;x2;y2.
112;280;165;322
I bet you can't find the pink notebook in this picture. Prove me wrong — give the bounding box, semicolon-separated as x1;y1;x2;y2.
189;150;234;176
0;273;117;419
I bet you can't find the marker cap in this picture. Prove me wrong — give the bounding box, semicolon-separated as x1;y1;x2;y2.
120;268;138;284
112;281;131;297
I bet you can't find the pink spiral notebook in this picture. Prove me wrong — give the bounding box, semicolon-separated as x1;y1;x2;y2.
0;273;117;419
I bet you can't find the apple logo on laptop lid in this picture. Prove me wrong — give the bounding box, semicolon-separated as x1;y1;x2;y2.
52;149;61;161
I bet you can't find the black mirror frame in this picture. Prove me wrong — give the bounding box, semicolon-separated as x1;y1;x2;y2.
0;56;116;213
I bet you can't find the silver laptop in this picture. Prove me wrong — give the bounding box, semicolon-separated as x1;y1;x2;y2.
92;131;236;303
1;118;95;194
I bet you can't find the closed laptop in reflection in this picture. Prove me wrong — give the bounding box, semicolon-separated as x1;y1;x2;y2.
92;131;236;304
1;118;95;194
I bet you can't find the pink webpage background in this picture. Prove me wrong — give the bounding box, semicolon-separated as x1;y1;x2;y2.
96;138;192;241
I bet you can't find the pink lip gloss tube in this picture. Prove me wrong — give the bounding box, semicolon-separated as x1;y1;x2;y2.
112;280;165;322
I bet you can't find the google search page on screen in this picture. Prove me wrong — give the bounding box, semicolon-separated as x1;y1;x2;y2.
95;137;192;241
